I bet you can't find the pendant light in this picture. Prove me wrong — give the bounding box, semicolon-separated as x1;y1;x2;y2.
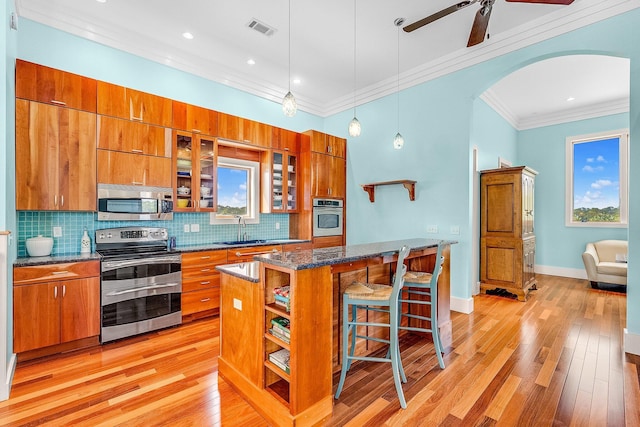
282;0;297;117
393;18;405;150
348;0;361;137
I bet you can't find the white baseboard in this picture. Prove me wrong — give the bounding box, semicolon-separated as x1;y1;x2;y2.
451;296;474;314
624;329;640;356
0;354;16;401
535;265;587;280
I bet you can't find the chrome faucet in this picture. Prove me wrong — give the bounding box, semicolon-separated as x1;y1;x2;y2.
235;215;246;241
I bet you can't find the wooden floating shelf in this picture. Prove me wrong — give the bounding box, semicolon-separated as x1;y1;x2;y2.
361;180;416;202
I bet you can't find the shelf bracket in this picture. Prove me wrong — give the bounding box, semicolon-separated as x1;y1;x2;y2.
361;180;416;203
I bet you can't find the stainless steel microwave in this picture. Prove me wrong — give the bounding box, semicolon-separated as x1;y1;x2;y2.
97;184;174;221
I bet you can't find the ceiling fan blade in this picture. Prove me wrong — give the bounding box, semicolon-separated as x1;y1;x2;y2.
467;3;493;47
403;1;475;33
506;0;574;4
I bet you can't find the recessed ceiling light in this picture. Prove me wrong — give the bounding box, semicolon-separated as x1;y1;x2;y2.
293;78;301;85
247;59;256;66
96;0;107;3
567;97;575;102
182;32;194;40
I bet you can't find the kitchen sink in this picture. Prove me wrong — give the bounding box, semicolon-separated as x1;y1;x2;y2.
219;239;268;245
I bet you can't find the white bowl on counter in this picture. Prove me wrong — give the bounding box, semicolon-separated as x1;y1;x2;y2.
26;235;54;257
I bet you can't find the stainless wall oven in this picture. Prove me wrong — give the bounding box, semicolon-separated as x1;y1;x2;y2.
97;184;174;221
312;198;344;237
96;227;182;343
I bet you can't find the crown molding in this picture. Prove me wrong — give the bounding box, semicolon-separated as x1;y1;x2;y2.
17;0;640;118
482;88;629;130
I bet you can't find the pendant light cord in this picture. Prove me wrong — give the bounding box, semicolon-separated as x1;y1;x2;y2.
288;0;291;93
397;21;400;132
353;0;357;117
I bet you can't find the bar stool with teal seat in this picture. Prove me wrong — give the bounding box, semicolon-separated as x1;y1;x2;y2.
399;242;446;369
334;245;411;409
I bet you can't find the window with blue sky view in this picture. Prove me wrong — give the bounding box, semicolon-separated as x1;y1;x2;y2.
217;166;248;216
567;130;628;225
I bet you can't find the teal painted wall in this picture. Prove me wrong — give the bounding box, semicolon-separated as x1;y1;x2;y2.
472;99;518;171
518;114;629;271
324;10;640;311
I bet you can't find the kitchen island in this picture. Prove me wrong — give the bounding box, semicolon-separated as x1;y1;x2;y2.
217;238;454;427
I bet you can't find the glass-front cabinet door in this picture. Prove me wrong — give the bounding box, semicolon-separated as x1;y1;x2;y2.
173;130;217;212
270;151;297;212
197;137;216;211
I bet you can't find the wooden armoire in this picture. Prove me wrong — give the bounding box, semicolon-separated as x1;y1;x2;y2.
480;166;538;301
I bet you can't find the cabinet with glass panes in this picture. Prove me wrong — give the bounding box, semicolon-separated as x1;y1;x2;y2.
271;151;297;213
173;130;217;212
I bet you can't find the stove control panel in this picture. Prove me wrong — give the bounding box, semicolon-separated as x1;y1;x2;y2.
95;227;168;244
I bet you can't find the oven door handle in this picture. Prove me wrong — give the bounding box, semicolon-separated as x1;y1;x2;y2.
106;282;180;296
102;256;181;271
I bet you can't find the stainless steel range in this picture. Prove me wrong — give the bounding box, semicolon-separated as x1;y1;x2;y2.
96;226;182;343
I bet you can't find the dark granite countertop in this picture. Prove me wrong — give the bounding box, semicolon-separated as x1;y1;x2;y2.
14;253;102;267
175;239;308;254
216;261;261;283
15;239;310;266
255;238;456;271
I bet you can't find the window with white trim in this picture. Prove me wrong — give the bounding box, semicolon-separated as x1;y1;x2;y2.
210;156;260;224
565;129;628;227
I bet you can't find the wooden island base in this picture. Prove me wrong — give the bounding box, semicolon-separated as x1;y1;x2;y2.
217;239;453;426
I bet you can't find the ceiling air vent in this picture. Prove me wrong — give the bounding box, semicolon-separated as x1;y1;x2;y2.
247;19;276;36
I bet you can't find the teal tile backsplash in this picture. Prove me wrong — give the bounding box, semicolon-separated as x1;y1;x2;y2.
17;212;290;257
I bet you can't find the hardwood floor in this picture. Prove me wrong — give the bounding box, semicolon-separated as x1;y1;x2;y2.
1;274;638;426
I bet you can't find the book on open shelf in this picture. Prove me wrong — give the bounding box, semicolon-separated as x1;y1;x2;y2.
273;286;291;312
269;348;290;374
269;316;290;343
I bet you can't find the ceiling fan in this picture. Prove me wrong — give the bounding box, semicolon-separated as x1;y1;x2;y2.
403;0;575;47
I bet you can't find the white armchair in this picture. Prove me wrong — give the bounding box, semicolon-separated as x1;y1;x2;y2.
581;240;627;288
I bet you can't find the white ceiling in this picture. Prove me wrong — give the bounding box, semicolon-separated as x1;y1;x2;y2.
15;0;637;126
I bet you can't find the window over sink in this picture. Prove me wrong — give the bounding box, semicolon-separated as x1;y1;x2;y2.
211;156;260;224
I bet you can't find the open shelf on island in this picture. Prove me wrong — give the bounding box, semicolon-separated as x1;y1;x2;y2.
361;179;416;202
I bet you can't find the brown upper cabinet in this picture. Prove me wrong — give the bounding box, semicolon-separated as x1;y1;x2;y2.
97;149;171;188
16;99;97;211
173;130;218;212
272;127;299;152
306;130;346;158
15;59;97;113
97;81;172;127
311;153;346;199
218;112;271;148
172;101;218;136
97;116;171;157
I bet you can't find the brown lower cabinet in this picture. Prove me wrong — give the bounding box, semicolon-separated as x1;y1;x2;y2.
312;235;344;248
181;250;227;320
13;261;100;358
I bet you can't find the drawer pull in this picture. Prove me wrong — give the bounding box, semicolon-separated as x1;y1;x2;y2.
235;249;279;257
192;129;201;133
201;268;211;272
132;181;144;186
200;298;211;303
200;281;211;285
50;100;66;106
52;271;69;275
200;256;211;260
131;149;143;154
